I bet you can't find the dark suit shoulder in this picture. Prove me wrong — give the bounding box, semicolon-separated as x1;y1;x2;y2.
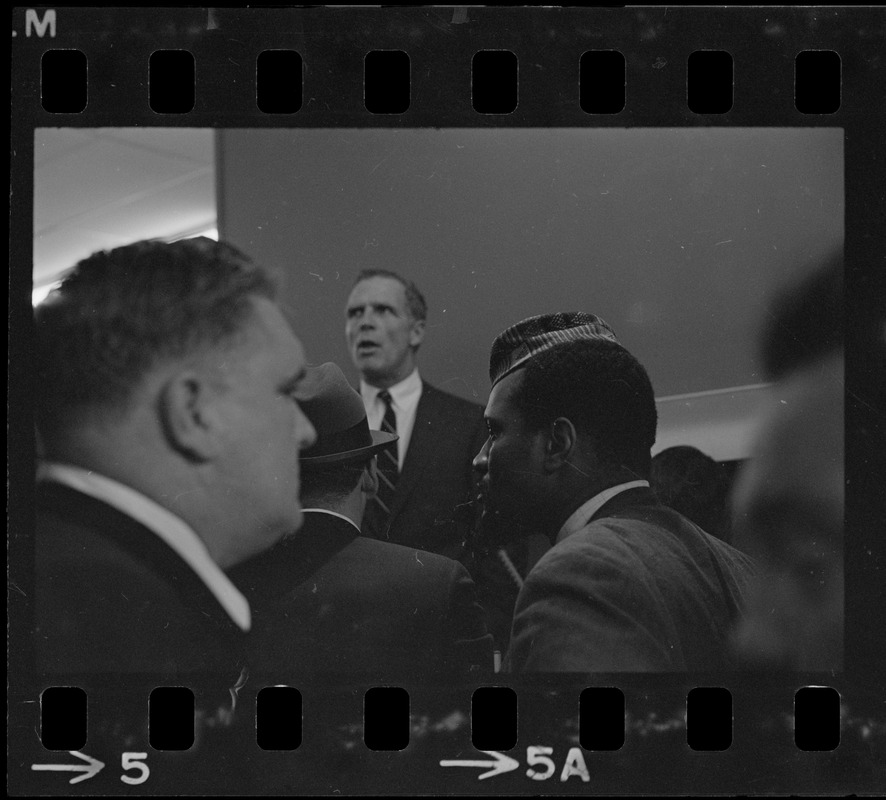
420;381;485;418
36;512;185;612
238;513;466;602
37;487;191;592
34;484;245;674
324;535;467;588
508;494;755;672
37;484;232;611
592;489;755;585
246;513;492;677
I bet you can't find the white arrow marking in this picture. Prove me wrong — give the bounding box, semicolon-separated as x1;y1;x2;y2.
32;750;105;784
440;750;520;780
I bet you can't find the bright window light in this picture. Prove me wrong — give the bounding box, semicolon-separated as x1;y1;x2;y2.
33;224;218;306
32;280;62;307
167;224;218;242
186;226;218;241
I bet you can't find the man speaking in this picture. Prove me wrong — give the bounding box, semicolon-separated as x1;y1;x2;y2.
345;269;487;560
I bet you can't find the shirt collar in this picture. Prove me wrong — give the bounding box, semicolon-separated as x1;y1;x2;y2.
556;480;650;544
360;368;421;409
38;462;252;631
303;507;362;533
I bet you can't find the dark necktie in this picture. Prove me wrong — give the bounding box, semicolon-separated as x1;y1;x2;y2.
371;390;399;536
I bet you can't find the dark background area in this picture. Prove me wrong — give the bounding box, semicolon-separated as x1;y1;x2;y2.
218;127;842;405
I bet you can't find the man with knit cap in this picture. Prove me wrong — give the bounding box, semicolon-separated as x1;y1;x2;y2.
473;313;755;672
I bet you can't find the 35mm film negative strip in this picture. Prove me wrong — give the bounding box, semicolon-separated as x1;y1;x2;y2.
9;6;885;796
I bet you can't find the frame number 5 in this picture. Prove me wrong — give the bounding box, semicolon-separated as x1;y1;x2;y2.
120;752;150;785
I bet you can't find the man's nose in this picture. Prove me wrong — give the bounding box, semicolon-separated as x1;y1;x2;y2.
472;438;490;473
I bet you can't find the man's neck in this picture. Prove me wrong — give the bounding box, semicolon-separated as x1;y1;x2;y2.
303;508;362;532
546;473;642;542
550;477;650;544
362;365;418;392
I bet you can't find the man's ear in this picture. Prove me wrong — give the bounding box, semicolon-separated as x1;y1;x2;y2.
157;371;221;461
361;456;380;499
543;417;578;473
409;318;426;349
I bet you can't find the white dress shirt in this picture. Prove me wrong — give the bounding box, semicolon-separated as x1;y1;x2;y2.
360;368;423;471
38;462;252;631
555;481;651;545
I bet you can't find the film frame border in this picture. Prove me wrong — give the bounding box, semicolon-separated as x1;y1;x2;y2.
9;6;885;795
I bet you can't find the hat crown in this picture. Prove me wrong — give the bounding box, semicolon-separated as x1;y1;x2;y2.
490;312;619;386
298;362;397;463
298;362;366;435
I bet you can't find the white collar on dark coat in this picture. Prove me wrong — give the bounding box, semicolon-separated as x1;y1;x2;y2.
555;481;650;544
38;461;252;631
302;507;362;533
360;368;423;470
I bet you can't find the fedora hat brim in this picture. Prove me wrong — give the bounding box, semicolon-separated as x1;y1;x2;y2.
300;430;398;465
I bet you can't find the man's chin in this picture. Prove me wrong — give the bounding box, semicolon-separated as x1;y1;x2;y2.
353;351;385;372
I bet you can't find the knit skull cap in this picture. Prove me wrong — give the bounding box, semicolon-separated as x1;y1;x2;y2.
489;312;619;386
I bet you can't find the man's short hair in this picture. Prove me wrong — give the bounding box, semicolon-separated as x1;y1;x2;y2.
35;237;278;438
300;458;370;506
761;251;843;381
353;269;428;322
512;339;658;479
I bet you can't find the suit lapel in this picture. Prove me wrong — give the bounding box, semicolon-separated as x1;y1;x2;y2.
389;382;438;521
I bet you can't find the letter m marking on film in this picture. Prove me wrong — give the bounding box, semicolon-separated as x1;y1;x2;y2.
26;9;56;38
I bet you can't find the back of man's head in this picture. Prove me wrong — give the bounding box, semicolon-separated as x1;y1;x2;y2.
513;338;658;480
35;237;277;445
651;445;731;540
300;458;369;510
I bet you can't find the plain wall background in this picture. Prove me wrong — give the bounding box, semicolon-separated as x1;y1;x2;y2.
218;127;842;451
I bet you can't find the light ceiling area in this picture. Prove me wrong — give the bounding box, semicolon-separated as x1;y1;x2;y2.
33;128;216;303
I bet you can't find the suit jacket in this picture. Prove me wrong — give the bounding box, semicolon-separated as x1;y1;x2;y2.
505;487;755;673
229;510;494;679
34;482;248;678
33;482;254;793
363;381;488;560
